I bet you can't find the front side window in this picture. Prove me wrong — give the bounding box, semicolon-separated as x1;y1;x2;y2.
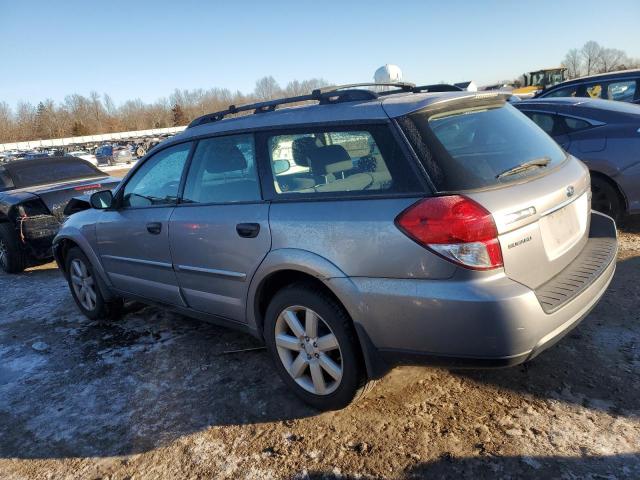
182;134;260;204
267;127;417;195
122;143;191;207
400;102;566;191
542;85;578;98
585;83;604;99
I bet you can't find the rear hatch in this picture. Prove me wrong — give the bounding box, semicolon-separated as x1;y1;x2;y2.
4;157;121;220
24;176;120;220
395;94;592;288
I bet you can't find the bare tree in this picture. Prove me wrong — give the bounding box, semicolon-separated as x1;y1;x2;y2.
254;76;282;100
562;48;582;79
0;76;334;143
581;41;603;75
599;48;627;73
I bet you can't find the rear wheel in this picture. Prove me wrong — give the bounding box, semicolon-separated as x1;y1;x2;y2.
0;223;26;274
66;247;122;320
591;176;623;221
264;283;372;410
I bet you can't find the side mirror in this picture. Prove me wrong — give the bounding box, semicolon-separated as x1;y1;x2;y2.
90;190;114;209
273;159;291;175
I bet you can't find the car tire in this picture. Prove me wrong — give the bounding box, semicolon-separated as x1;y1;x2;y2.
591;176;623;222
0;223;27;274
264;283;373;410
66;247;123;320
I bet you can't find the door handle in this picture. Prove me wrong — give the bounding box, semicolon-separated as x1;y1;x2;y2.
236;223;260;238
146;222;162;235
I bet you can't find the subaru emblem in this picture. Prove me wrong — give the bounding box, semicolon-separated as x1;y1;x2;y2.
566;185;575;197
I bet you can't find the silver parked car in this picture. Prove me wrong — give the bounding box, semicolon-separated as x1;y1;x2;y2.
53;84;618;410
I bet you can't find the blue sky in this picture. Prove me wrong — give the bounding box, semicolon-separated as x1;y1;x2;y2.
1;0;639;108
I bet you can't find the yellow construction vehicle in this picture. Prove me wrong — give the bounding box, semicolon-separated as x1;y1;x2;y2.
512;67;568;97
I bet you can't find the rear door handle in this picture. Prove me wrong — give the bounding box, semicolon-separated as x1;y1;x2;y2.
146;222;162;235
236;223;260;238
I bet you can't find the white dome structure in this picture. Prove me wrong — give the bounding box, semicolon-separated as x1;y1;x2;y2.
374;64;403;84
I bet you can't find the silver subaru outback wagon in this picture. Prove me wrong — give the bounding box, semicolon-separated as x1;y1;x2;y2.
53;83;618;410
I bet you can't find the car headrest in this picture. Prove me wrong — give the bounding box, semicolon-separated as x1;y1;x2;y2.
309;145;352;175
202;144;248;173
291;137;319;167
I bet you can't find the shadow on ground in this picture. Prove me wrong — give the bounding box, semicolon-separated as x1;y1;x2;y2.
303;453;640;479
451;254;640;418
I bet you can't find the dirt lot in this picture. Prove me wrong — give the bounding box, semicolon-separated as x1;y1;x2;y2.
0;220;639;480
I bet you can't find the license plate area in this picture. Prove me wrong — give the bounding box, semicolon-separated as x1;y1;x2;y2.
539;193;589;260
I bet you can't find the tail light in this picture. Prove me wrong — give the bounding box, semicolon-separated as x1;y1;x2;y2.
395;195;503;270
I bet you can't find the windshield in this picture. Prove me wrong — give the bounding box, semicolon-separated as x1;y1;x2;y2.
399;102;567;191
4;158;103;189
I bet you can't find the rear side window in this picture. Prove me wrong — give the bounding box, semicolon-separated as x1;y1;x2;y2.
399;103;566;191
265;126;420;195
607;80;637;102
182;134;260;204
564;116;591;132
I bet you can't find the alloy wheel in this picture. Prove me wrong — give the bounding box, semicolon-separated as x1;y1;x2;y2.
274;305;343;395
70;258;97;311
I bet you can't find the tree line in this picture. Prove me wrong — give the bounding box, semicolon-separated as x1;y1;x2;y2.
0;76;328;144
562;41;639;79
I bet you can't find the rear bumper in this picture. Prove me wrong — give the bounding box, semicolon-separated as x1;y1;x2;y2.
16;216;60;261
335;212;617;373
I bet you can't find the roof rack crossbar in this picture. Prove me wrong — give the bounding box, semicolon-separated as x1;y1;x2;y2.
313;82;415;95
412;84;463;93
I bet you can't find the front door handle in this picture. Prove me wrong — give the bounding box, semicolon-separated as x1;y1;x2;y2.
146;222;162;235
236;223;260;238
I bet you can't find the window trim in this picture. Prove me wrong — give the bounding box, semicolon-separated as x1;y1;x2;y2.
255;122;429;202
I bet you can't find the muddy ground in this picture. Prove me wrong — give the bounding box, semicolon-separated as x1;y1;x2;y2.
0;219;639;480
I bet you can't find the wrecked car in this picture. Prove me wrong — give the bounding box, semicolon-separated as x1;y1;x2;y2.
0;156;120;273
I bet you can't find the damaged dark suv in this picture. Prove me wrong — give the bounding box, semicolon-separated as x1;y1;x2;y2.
0;156;120;273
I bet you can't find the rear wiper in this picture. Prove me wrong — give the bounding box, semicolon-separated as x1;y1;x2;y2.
496;157;550;179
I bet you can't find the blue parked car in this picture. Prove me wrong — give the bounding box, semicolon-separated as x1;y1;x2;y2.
94;145;113;166
515;97;640;220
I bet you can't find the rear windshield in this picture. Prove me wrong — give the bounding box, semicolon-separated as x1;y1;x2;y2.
399;102;567;191
5;158;103;189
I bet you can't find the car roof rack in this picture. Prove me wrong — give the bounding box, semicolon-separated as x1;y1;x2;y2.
412;84;463;93
187;82;460;128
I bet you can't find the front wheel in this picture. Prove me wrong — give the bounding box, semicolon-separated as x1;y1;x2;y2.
0;223;26;274
66;247;122;320
264;284;372;410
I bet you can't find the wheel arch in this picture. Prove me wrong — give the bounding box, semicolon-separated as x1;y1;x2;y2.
53;232;116;301
590;169;628;215
248;249;388;379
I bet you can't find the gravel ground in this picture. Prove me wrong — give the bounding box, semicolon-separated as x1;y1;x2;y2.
0;219;639;479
